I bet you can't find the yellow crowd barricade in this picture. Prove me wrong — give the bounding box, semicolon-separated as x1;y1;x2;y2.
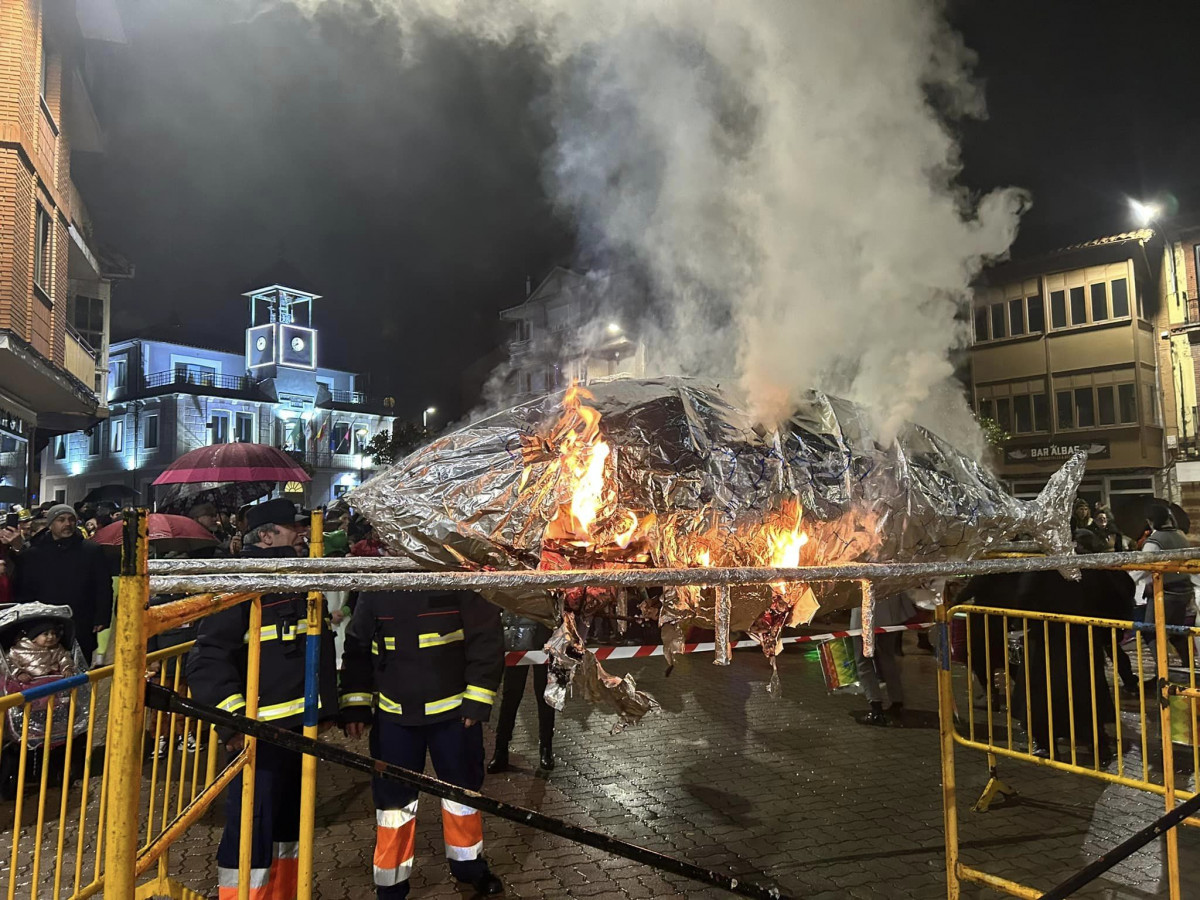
1;508;325;900
938;570;1200;900
9;507;1200;898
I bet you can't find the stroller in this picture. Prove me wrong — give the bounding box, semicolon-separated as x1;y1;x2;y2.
0;603;92;795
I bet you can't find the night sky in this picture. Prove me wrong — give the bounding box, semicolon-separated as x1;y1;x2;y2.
76;1;1200;422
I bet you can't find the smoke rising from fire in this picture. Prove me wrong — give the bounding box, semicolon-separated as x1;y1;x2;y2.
281;0;1026;450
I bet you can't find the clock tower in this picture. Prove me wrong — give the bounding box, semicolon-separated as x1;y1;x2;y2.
244;283;322;417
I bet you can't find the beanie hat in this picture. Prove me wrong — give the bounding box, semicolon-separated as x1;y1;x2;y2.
46;504;77;525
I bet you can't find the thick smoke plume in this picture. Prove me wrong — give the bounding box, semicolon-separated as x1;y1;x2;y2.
281;0;1026;450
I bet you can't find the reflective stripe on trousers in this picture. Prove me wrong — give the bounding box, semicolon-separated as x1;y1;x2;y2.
440;798;483;861
373;801;418;887
217;865;271;900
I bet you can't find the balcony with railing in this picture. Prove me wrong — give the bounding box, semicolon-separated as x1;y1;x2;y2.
63;325;98;393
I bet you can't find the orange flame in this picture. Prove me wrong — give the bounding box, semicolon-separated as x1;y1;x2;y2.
766;500;808;593
613;510;639;549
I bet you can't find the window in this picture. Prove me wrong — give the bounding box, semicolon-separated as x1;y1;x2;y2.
1033;393;1050;432
1074;388;1095;428
1013;395;1032;433
1050;290;1067;329
514;319;531;342
88;427;101;456
235;412;254;443
1111;278;1130;318
110;358;127;390
977;398;993;420
34;206;51;295
1097;386;1115;426
994;397;1012;434
53;489;65;504
974;308;988;343
990;304;1007;340
40;42;48;101
1118;384;1137;424
1009;299;1025;336
71;295;104;348
1091;282;1108;322
144;415;159;450
1069;287;1087;325
332;421;352;455
110;418;124;454
1144;384;1158;425
54;435;66;460
176;363;216;386
1028;296;1045;333
210;413;229;445
1056;391;1074;429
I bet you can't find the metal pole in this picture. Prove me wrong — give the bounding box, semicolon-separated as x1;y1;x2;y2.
237;596;262;900
144;684;786;900
935;602;960;900
1153;574;1181;900
1038;787;1200;899
103;508;149;898
297;510;324;900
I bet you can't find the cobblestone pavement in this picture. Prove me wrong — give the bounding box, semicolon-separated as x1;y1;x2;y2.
6;635;1200;898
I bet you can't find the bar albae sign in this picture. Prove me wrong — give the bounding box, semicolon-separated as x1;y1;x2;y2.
1004;439;1110;465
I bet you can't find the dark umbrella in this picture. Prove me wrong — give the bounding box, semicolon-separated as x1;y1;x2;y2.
91;514;218;553
155;481;275;514
153;443;310;485
82;484;140;505
1146;498;1191;535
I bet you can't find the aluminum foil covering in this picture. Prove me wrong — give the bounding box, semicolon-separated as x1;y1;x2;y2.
348;376;1084;722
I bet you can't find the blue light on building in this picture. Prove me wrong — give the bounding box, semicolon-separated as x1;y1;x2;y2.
41;282;395;507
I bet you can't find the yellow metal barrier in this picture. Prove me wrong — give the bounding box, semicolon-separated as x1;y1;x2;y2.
941;571;1200;899
3;507;325;899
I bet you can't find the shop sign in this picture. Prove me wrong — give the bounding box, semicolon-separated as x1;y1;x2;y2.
1004;439;1110;465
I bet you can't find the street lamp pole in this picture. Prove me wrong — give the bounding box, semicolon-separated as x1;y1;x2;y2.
423;406;436;434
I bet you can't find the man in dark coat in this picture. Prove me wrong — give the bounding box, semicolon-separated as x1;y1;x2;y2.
186;497;338;900
341;587;505;898
13;504;112;661
1017;529;1133;764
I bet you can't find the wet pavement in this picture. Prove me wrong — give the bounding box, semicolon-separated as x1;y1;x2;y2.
6;635;1200;898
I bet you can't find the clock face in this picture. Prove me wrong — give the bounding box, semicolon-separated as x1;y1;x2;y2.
255;336;267;352
291;336;305;352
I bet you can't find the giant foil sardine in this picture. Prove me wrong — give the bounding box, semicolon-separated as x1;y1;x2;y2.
348;377;1082;724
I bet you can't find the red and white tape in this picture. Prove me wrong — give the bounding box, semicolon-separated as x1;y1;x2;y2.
503;620;936;666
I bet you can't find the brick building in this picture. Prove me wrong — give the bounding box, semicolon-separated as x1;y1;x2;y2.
1153;215;1200;523
0;0;128;507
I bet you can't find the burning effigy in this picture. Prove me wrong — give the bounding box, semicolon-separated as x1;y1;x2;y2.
348;377;1083;723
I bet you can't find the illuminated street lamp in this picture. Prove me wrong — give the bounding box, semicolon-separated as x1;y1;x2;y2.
1131;199;1160;228
423;406;436;432
606;322;622;335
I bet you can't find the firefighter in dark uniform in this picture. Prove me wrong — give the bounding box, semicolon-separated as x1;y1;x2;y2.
340;588;505;898
186;498;338;900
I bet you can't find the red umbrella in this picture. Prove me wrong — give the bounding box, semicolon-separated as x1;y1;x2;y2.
153;443;310;485
91;514;218;552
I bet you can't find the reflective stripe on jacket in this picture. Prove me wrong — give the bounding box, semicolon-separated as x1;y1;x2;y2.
339;590;503;726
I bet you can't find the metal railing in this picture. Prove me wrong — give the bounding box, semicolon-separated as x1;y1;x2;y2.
10;522;1200;898
328;390;366;405
142;370;252;393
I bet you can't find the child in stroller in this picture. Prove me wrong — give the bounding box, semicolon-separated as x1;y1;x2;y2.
7;619;77;683
0;602;91;798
